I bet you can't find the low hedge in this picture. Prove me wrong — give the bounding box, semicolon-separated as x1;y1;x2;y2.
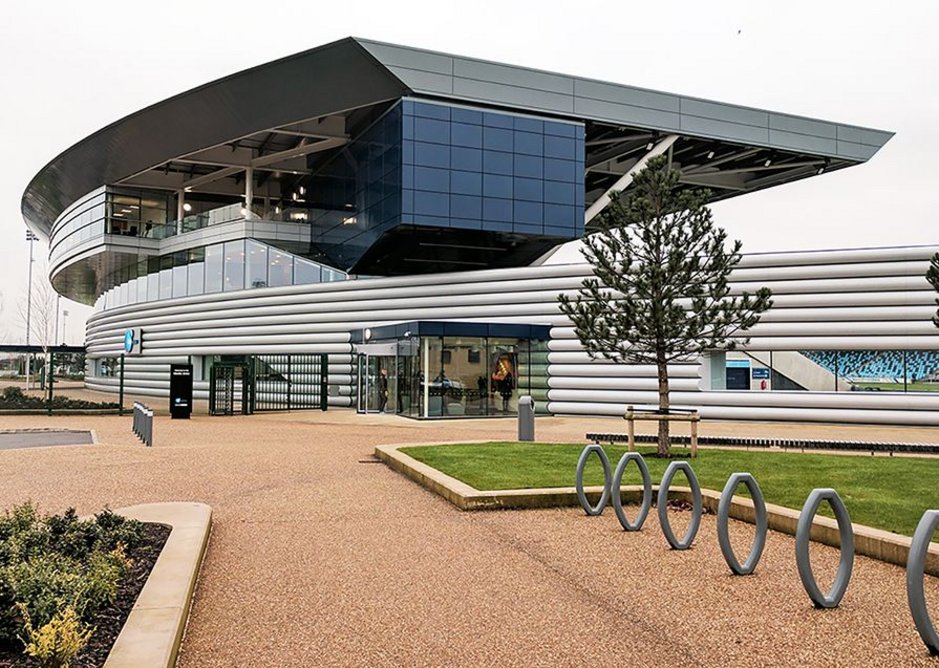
0;387;119;411
0;503;143;667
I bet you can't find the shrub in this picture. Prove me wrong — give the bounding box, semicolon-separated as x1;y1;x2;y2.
0;503;142;652
1;387;24;402
19;605;92;668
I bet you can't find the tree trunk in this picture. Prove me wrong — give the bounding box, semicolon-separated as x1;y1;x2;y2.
656;351;670;457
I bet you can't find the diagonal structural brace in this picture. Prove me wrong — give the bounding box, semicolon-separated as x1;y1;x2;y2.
584;134;679;224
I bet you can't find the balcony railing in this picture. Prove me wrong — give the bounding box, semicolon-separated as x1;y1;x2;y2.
106;203;323;241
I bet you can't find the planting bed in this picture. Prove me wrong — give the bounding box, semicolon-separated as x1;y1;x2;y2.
0;522;170;667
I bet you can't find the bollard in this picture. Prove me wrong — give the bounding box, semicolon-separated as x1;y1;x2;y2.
517;395;535;442
131;402;153;447
145;408;154;447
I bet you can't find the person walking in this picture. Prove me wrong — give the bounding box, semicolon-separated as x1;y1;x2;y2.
499;371;513;413
378;367;389;413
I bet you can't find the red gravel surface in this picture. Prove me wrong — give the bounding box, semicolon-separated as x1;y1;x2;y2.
0;411;937;667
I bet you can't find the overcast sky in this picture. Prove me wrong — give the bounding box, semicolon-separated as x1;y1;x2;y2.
0;1;935;343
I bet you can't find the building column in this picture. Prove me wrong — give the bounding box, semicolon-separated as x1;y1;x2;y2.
245;166;254;219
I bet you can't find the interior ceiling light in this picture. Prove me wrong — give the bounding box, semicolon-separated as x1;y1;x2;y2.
764;158;773;167
183;203;193;212
706;151;715;160
342;216;357;225
645;141;654;150
299;186;306;195
817;166;825;175
184;186;192;192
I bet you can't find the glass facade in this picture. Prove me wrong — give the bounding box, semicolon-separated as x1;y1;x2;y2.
308;104;404;270
49;187;108;268
94;239;346;311
105;188;171;237
710;350;939;393
303;98;585;274
402;99;585;238
801;350;939;392
353;322;549;419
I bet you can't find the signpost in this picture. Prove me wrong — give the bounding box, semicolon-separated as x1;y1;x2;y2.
169;364;193;419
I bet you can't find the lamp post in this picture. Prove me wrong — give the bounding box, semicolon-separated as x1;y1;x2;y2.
24;230;38;390
62;310;69;345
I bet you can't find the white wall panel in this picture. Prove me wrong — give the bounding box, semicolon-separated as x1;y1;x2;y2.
84;245;939;425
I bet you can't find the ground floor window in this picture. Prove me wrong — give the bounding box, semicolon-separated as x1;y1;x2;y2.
703;350;939;393
354;322;549;418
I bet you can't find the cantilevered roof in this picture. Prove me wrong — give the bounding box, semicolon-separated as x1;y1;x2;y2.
22;37;893;241
356;38;892;162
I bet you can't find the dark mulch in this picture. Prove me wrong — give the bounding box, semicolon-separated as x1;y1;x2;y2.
0;522;171;667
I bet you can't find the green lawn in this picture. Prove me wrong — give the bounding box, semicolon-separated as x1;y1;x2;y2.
399;442;939;536
853;382;939;392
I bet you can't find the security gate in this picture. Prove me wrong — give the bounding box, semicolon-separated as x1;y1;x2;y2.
208;363;249;416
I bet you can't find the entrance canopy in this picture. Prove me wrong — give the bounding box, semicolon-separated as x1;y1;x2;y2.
351;320;551;344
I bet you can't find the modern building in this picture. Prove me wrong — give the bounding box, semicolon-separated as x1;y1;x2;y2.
21;37;939;423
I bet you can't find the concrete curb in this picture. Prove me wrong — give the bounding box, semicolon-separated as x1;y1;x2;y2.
375;442;939;576
104;502;212;668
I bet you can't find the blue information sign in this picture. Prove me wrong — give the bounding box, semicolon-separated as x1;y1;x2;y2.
751;368;770;379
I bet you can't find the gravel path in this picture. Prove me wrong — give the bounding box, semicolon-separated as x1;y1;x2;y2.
0;411;936;667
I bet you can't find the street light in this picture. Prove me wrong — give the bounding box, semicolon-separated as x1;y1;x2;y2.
24;230;38;390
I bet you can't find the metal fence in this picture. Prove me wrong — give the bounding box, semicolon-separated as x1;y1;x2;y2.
208;354;328;415
252;353;328;412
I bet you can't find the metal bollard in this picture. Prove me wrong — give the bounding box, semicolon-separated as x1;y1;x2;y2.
145;408;154;447
517;395;535;442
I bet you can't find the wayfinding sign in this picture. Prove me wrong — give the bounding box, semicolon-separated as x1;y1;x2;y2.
169;364;193;419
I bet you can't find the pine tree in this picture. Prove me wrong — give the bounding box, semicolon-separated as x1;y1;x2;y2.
558;155;773;456
927;252;939;327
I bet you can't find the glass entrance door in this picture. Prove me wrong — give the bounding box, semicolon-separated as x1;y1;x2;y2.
356;353;396;414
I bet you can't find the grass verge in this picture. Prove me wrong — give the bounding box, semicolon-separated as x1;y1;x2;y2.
400;442;939;536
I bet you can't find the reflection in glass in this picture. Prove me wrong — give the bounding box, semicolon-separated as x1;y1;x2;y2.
205;245;223;293
95;239;347;308
172;264;188;298
246;240;268;289
158;268;173;300
489;338;519;414
294;257;322;284
223;240;245;292
147;270;159;302
268;249;293;287
136;275;148;303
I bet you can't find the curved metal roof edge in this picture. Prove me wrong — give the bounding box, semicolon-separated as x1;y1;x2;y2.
21;37;411;238
354;37;896;141
22;36;896;240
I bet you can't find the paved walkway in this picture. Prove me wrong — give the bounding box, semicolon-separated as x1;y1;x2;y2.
0;410;937;666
